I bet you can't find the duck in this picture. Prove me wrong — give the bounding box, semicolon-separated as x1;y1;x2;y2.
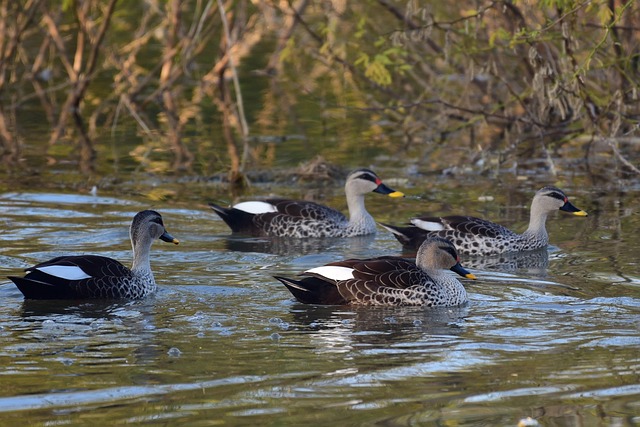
379;186;587;256
209;168;404;238
8;210;179;299
274;236;476;307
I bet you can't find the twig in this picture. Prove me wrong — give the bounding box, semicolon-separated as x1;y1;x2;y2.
48;0;118;152
605;137;640;174
217;0;250;171
266;0;309;71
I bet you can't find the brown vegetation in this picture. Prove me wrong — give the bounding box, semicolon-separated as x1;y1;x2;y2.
0;0;637;182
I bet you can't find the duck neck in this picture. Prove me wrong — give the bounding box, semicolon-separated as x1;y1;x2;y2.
522;203;549;243
346;191;375;231
130;239;154;280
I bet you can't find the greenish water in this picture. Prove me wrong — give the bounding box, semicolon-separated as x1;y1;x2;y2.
0;176;638;426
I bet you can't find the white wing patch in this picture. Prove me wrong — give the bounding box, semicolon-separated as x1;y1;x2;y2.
411;218;445;231
233;201;278;214
36;265;92;280
306;266;354;281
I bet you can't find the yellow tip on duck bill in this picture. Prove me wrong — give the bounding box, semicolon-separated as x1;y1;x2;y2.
160;231;179;244
388;191;405;198
573;210;588;217
465;273;477;280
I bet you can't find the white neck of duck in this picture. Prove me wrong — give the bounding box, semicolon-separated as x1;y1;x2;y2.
345;191;376;234
522;204;550;244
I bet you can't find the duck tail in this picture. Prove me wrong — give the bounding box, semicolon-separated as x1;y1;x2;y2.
8;276;60;300
378;222;426;250
274;276;346;305
208;202;257;234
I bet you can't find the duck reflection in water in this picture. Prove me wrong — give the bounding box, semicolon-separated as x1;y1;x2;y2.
224;234;377;256
285;304;470;351
399;247;551;276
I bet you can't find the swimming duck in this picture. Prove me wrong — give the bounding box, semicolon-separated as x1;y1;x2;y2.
8;210;179;299
274;236;476;306
209;168;404;238
380;186;587;256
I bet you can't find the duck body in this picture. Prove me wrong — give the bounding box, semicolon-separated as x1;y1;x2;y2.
382;215;537;256
210;168;404;238
210;198;352;238
8;210;179;300
10;255;154;299
275;237;476;307
381;186;587;256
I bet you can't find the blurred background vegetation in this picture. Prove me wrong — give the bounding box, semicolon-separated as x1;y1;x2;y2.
0;0;638;188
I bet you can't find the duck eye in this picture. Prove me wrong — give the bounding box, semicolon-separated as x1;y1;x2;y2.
548;192;565;201
357;173;377;183
439;245;458;260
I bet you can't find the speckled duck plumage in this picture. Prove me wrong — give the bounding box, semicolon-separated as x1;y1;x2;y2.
380;186;587;256
274;236;476;307
8;210;179;299
209;168;404;238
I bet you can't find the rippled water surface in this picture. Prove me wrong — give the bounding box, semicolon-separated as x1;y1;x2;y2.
0;182;639;426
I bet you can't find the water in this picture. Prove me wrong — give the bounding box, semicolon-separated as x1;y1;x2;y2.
0;183;639;426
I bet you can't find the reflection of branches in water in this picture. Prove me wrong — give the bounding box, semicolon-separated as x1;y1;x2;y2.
290;0;640;176
0;0;41;164
1;1;638;179
217;0;250;183
45;0;118;174
158;0;193;172
1;1;277;174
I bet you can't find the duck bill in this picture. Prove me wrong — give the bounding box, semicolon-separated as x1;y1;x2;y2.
160;231;180;244
373;183;404;198
560;201;588;216
450;263;477;280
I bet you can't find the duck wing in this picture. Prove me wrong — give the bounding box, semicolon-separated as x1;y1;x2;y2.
248;198;347;237
276;256;432;306
10;255;133;299
210;199;347;237
263;198;346;222
325;257;428;304
412;215;516;239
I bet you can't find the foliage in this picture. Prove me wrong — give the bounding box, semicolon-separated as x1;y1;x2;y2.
274;0;639;176
0;0;638;180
